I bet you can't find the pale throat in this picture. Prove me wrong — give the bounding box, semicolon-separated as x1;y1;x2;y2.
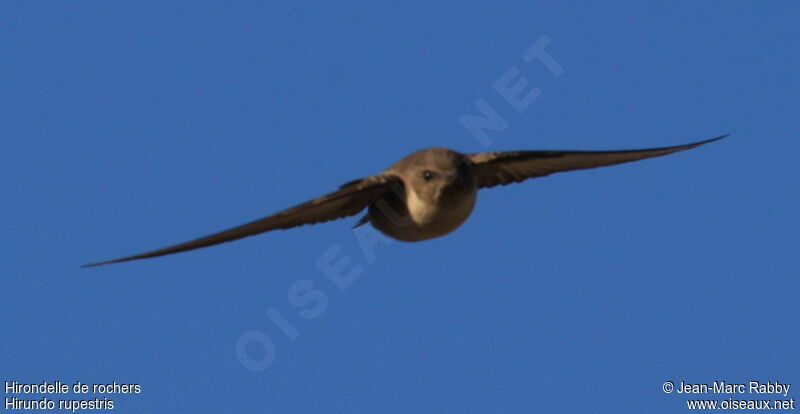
406;188;439;225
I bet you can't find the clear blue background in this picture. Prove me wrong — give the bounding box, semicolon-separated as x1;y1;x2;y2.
2;2;798;412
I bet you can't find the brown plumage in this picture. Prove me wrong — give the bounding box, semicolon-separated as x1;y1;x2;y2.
84;135;726;267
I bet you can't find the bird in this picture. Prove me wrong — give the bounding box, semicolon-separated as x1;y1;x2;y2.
83;135;727;267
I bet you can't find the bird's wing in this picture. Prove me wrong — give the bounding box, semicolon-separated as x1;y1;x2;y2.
467;135;727;189
83;174;400;267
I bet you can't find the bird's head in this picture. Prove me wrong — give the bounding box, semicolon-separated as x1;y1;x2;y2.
394;148;476;205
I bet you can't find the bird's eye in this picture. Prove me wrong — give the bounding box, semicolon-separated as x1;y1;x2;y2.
422;170;434;181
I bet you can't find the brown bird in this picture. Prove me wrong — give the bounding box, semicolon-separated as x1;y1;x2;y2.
84;135;727;267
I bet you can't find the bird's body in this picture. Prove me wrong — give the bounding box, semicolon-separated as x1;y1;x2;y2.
368;148;478;241
84;136;727;267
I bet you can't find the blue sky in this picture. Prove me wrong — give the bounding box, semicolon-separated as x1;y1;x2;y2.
2;1;798;412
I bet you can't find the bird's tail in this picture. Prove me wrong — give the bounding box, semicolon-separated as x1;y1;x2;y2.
353;213;370;228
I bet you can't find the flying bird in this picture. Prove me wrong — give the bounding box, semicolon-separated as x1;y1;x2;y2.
84;135;727;267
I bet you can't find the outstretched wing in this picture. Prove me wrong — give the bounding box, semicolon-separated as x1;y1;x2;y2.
468;135;727;189
84;174;400;267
